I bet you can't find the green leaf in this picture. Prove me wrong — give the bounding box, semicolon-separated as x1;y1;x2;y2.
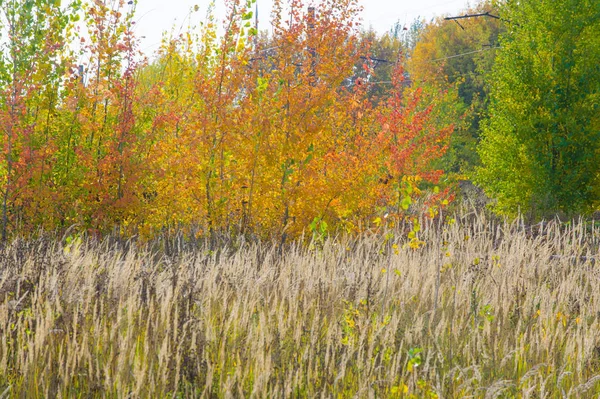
401;196;412;210
257;77;269;94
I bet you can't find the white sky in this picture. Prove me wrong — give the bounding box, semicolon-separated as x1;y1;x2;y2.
131;0;473;55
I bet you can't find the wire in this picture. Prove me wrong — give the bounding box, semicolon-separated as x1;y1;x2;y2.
429;46;499;62
444;12;501;21
452;19;465;30
360;56;393;63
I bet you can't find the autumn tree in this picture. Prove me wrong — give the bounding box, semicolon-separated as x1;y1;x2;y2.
0;0;79;239
0;0;455;240
56;0;149;234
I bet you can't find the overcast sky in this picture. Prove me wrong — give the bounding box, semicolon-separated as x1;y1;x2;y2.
131;0;473;55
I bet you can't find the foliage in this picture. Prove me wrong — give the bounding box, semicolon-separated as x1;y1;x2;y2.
0;0;454;241
476;0;600;218
407;0;504;173
354;28;403;104
0;0;80;240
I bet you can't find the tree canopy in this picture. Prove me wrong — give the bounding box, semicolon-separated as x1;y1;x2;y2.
476;0;600;218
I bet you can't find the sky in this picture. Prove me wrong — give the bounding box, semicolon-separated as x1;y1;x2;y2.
131;0;473;55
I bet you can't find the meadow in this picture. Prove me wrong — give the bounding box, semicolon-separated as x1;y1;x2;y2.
1;209;600;398
0;0;599;397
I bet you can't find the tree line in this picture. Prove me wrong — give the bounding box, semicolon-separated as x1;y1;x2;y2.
0;0;598;240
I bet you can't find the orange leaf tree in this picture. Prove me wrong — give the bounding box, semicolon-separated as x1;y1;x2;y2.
0;0;455;241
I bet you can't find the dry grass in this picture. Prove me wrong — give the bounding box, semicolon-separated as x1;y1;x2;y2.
1;212;600;398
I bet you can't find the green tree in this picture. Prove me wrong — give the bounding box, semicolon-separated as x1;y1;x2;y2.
408;0;504;173
355;28;403;104
476;0;600;218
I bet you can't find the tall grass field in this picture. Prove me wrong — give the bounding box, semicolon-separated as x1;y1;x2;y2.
1;212;600;398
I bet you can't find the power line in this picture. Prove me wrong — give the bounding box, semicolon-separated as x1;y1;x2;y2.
452;19;465;31
249;46;499;67
444;11;517;26
360;56;394;64
430;46;500;62
444;12;501;21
